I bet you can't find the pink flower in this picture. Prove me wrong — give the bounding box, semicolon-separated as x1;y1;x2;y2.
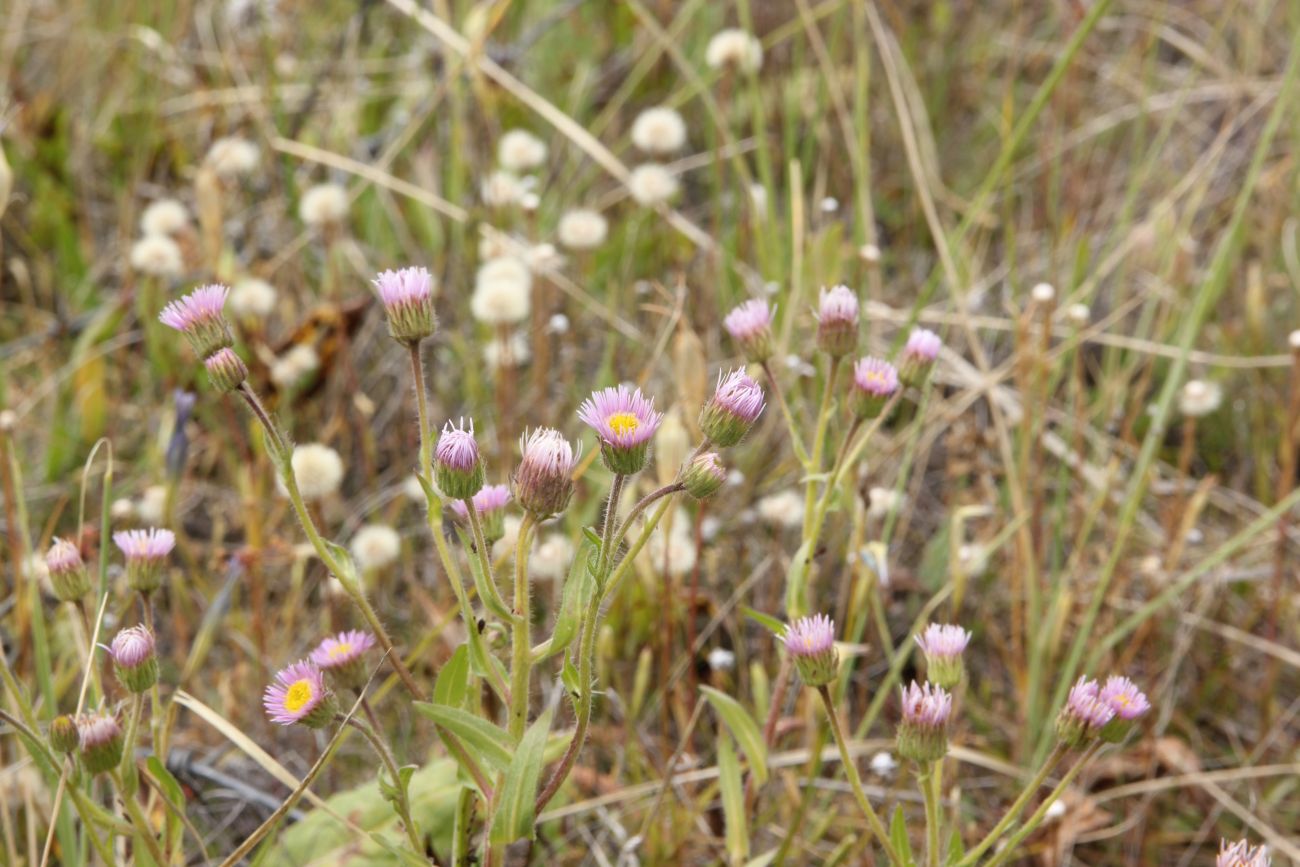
903;328;942;362
449;483;512;520
107;625;156;668
914;623;971;661
159;284;229;333
782;614;835;658
700;369;766;448
113;528;175;563
852;357;899;396
263;660;335;727
514;429;578;517
816;286;860;357
1098;676;1150;721
310;630;377;669
724;299;775;362
45;538;82;575
372;267;437;343
437;419;480;471
1217;839;1270;867
579;385;663;474
900;681;953;728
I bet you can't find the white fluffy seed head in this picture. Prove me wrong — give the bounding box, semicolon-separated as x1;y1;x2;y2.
229;277;278;318
532;534;574;581
859;243;882;264
206;136;260;179
627;164;679;206
1289;329;1300;351
140;199;190;237
631;106;687;155
136;485;167;525
298;183;348;227
471;257;532;324
1031;282;1056;304
350;524;401;571
706;28;763;72
1178;379;1223;418
481;170;524;207
498;129;548;172
557;209;609;250
484;332;531;370
282;443;344;500
270;344;320;388
130;235;184;278
1067;303;1090;326
867;486;906;520
757;489;804;529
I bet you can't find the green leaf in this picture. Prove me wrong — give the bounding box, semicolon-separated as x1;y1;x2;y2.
944;826;966;865
717;734;749;863
433;645;470;708
742;606;786;636
745;851;778;867
546;541;595;659
413;703;515;772
581;526;602;548
560;658;582;700
783;540;813;617
890;804;915;866
143;756;186;852
700;686;768;785
488;708;553;845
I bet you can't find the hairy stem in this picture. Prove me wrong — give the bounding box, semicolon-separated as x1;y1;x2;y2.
816;686;901;865
956;743;1066;866
346;714;424;856
920;760;941;867
509;513;537;740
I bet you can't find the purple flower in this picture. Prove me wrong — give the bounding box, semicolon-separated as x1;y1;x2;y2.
514;429;578;517
107;625;156;668
435;419;485;499
1098;676;1150;720
1056;676;1116;746
682;452;727;499
724;299;775;362
782;614;838;686
310;630;377;690
46;537;90;601
45;538;82;574
897;681;953;762
914;623;971;689
263;660;335;728
578;385;663;474
816;285;860;357
372;267;437;344
113;528;175;594
450;483;512;542
1217;839;1270;867
700;369;765;448
76;713;124;775
850;357;899;419
159;284;235;359
898;328;942;387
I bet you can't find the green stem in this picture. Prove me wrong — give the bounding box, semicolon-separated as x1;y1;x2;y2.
806;393;901;548
816;686;901;865
982;744;1101;867
409;343;432;479
118;693;145;796
112;769;169;866
761;359;809;463
920;761;941;867
465;499;514;623
608;481;682;562
509;513;537;740
801;356;841;536
346;714;424;856
956;743;1066;866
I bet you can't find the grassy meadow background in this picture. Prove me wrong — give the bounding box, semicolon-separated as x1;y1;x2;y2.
2;0;1300;863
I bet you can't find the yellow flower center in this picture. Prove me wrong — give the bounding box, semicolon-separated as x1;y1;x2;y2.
327;642;353;659
283;679;315;713
607;412;640;437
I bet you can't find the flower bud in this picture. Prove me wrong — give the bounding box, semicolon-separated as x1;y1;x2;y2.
850;357;899;420
699;369;765;448
781;614;838;687
77;713;124;775
513;429;577;518
815;286;859;358
112;528;175;594
723;299;775;363
107;625;158;694
1055;676;1114;748
682;452;726;500
203;346;248;393
435;419;485;500
896;681;952;763
373;267;437;345
913;623;971;690
46;538;91;602
50;714;80;754
898;328;941;388
450;484;512;543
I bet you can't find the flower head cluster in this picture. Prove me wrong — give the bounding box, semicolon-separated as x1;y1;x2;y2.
897;681;953;762
782;614;838;687
310;630;377;690
263;660;336;728
682;452;726;500
914;623;971;689
700;369;765;447
450;484;512;543
724;299;775;363
1057;674;1149;746
373;267;437;344
113;528;175;594
107;625;159;693
159;284;235;361
816;286;860;357
435;419;485;500
850;357;899;419
1217;840;1270;867
578;385;663;474
76;713;124;775
898;328;942;387
514;429;578;518
45;537;90;601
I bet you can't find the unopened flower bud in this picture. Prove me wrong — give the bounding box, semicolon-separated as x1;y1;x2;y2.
373;267;437;345
112;528;175;594
723;299;775;363
782;614;838;687
435;419;485;500
815;286;859;358
699;369;765;448
914;623;971;690
897;681;952;762
46;538;91;601
50;715;80;754
513;429;577;518
898;328;941;388
203;347;248;393
77;714;124;775
107;625;158;693
682;452;726;500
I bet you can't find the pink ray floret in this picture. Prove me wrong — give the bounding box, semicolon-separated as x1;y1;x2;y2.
782;614;835;658
903;328;942;361
1218;839;1270;867
713;369;766;422
723;299;774;340
112;528;176;563
1098;676;1151;720
853;357;900;396
1065;676;1115;728
900;681;953;727
107;625;155;667
449;483;512;520
310;630;377;671
76;713;121;748
437;419;480;471
45;537;82;574
914;623;971;661
817;285;859;325
263;660;329;726
519;428;577;476
372;267;434;309
577;385;663;448
158;284;229;333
